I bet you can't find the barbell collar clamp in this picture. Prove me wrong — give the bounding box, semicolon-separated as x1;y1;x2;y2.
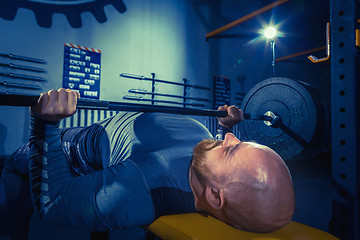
243;113;274;123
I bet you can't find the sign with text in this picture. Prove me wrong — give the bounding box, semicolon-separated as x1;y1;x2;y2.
213;75;230;109
63;43;101;100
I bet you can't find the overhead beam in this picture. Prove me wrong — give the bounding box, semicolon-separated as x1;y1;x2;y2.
206;0;289;40
275;46;326;62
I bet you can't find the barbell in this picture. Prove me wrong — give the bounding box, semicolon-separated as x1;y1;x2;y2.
0;92;275;122
0;77;329;160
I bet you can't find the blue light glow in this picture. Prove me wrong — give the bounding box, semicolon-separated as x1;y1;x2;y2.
264;26;277;39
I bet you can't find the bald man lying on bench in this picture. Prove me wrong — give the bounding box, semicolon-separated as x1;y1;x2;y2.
0;88;295;239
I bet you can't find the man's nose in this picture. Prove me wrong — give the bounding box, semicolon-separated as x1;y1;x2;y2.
223;133;240;146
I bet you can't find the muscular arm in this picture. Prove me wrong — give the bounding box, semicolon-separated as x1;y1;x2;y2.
29;117;106;230
29;89;154;231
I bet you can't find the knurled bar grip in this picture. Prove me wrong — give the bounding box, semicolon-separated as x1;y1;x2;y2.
0;93;274;121
243;113;273;122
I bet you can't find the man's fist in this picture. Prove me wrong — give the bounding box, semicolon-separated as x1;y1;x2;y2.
217;105;244;128
31;88;80;122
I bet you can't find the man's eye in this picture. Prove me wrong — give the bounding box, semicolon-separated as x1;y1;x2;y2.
225;147;231;155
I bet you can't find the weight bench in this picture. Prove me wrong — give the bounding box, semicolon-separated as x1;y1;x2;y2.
145;213;339;240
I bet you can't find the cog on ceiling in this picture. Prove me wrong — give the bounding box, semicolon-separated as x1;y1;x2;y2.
0;0;126;28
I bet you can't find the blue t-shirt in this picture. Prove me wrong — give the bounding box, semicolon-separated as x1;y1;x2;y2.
29;112;213;231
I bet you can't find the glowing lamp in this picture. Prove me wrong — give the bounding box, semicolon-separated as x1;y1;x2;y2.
264;26;277;39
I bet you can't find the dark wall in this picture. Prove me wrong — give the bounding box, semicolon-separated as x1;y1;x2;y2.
0;0;213;155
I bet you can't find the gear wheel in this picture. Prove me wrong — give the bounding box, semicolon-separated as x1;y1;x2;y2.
0;0;126;28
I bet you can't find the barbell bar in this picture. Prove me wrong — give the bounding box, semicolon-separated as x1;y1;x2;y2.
0;92;275;123
0;53;46;64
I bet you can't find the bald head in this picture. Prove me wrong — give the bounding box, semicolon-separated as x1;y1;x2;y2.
221;142;295;232
190;134;295;233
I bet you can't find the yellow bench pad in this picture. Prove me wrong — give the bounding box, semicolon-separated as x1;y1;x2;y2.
147;213;339;240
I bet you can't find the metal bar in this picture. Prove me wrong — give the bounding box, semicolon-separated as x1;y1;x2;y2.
275;46;326;62
206;0;289;40
123;96;205;107
0;63;46;72
183;78;187;108
0;53;46;64
278;123;308;147
151;73;156;105
0;93;224;117
330;0;360;239
0;72;46;81
120;73;210;90
243;113;272;122
0;82;40;89
128;89;210;102
308;23;331;63
271;40;276;77
0;93;275;123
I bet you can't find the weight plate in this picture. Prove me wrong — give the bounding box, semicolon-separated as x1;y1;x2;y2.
240;77;328;160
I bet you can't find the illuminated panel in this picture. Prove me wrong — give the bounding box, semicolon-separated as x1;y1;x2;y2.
62;43;101;100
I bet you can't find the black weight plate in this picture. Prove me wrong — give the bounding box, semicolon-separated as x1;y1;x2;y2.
240;77;323;160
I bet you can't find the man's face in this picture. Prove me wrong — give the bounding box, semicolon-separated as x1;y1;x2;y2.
205;133;275;180
204;133;242;178
189;133;271;203
189;133;244;210
189;133;295;232
193;133;258;179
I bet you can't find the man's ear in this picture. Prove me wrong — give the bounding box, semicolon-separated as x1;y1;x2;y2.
204;186;225;209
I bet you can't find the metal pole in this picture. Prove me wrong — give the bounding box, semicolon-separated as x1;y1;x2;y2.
183;78;188;108
330;0;360;239
151;73;155;105
271;39;276;77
